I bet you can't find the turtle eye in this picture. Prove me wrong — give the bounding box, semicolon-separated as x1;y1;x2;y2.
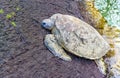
41;22;47;27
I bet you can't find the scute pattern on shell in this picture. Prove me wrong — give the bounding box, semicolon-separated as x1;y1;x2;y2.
52;14;110;59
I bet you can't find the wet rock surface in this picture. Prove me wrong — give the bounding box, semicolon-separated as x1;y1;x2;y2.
0;0;105;78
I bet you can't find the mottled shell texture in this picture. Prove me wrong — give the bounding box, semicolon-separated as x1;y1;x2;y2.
49;14;110;59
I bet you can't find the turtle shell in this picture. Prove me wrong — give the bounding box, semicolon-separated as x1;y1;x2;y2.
51;14;110;59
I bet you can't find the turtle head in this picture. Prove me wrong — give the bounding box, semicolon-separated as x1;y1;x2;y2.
41;19;54;30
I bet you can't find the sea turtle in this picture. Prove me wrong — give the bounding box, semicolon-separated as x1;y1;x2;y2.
41;13;110;61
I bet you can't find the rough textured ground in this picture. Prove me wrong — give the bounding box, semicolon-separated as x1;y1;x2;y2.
0;0;105;78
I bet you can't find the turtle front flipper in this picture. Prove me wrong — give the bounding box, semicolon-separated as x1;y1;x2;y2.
44;34;72;61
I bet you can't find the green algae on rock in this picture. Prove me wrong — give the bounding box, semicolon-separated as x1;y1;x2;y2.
0;9;4;14
94;0;120;29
